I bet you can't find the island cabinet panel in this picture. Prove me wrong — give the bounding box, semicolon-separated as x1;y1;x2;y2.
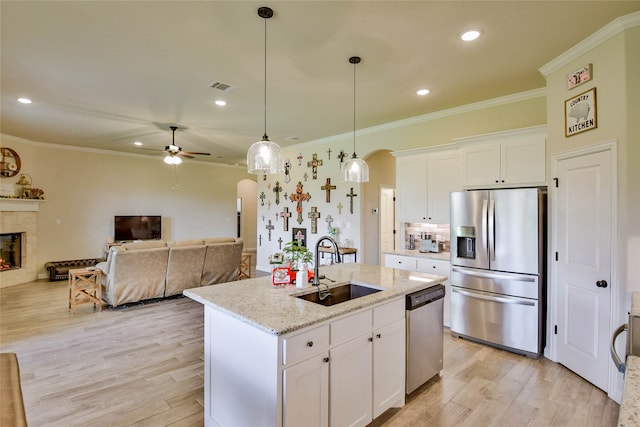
283;352;329;427
205;307;281;427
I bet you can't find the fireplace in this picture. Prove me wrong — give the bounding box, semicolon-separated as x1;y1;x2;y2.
0;232;22;271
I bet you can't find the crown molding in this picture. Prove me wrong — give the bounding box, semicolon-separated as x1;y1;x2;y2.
539;11;640;77
294;87;547;150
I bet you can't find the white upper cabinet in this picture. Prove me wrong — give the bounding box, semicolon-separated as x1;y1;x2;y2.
457;125;547;189
394;147;460;223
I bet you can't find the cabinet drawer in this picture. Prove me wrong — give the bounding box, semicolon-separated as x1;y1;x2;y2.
331;310;372;346
373;298;404;329
283;325;330;366
416;258;450;275
384;254;417;271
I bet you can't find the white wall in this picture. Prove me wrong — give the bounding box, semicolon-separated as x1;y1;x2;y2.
0;134;251;284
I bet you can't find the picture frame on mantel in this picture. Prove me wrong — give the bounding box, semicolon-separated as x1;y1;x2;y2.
565;87;597;137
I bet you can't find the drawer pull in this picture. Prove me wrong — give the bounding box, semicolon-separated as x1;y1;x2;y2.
368;337;374;342
323;357;330;363
376;333;381;339
306;341;314;347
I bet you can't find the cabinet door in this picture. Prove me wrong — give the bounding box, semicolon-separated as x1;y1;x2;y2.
283;352;329;427
373;318;405;418
384;254;417;271
501;135;546;185
330;335;373;427
395;154;428;222
460;143;501;188
427;151;460;223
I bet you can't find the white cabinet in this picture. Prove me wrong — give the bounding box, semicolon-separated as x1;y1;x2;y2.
283;352;329;427
416;258;451;327
329;298;405;427
330;332;372;427
457;125;546;189
372;317;405;418
384;254;417;271
394;147;460;223
395;153;428;222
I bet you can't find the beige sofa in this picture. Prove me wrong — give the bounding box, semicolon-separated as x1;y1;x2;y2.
96;237;243;307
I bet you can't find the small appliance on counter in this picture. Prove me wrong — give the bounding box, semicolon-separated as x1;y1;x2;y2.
419;233;440;253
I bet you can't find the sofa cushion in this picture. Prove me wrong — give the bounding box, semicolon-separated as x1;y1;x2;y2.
202;237;236;245
168;239;205;247
120;240;166;250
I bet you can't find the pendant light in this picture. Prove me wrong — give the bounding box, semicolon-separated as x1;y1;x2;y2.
247;6;283;175
342;56;369;183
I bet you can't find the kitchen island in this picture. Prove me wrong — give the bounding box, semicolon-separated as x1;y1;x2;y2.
184;263;447;427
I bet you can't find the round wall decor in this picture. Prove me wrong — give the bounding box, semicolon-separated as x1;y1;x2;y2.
0;147;21;178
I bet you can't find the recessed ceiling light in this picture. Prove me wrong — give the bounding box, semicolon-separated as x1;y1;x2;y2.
460;30;481;42
416;89;430;96
17;97;32;104
214;100;227;107
134;141;143;146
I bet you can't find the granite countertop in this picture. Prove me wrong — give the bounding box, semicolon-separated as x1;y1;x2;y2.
384;249;451;261
618;291;640;426
619;355;640;426
184;263;446;336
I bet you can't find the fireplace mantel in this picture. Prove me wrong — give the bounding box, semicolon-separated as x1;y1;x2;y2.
0;199;44;212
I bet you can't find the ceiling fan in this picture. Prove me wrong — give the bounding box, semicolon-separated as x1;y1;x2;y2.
162;126;211;165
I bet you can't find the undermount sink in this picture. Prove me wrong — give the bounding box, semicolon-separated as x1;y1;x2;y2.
295;282;383;307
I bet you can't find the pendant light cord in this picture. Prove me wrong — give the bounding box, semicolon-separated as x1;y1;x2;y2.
263;14;268;140
353;58;356;156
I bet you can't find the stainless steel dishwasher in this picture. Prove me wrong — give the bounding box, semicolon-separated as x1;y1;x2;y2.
406;284;445;394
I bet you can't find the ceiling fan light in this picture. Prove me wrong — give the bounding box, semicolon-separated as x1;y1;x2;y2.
164;154;182;165
247;136;283;174
342;156;369;183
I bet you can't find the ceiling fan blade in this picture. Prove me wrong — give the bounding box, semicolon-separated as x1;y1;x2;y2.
183;151;211;156
178;153;195;159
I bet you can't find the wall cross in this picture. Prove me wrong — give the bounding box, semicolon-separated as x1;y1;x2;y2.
273;181;283;205
265;220;275;241
346;187;358;214
308;207;321;234
279;207;292;231
307;153;323;180
289;182;311;224
338;150;347;164
337;202;344;215
320;177;336;203
259;191;266;206
278;237;283;250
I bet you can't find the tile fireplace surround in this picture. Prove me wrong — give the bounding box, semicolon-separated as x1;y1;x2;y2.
0;199;41;287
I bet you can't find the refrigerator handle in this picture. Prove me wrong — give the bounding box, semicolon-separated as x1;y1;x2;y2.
488;198;495;261
481;199;488;252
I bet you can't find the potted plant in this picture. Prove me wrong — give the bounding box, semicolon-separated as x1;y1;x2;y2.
282;240;313;271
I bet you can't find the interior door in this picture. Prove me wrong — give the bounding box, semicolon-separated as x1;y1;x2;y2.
379;187;395;263
555;149;612;391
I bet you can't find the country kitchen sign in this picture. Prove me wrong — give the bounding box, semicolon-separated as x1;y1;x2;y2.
565;87;597;137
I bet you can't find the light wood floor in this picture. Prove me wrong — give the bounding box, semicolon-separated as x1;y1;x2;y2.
1;279;619;427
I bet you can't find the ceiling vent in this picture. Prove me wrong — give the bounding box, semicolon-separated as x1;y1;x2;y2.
209;81;238;93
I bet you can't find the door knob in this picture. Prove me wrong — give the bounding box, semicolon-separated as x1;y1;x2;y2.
596;280;608;288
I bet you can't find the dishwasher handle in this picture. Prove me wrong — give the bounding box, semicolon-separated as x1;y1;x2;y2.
610;323;628;374
406;284;445;310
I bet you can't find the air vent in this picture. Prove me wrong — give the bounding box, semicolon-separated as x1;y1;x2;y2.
209;81;238;93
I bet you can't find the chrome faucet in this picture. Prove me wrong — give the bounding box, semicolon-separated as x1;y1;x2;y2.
313;236;342;286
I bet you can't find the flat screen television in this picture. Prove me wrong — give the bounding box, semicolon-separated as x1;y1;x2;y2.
114;215;161;241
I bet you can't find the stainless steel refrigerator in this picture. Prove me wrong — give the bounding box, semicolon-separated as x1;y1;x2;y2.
449;188;546;358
